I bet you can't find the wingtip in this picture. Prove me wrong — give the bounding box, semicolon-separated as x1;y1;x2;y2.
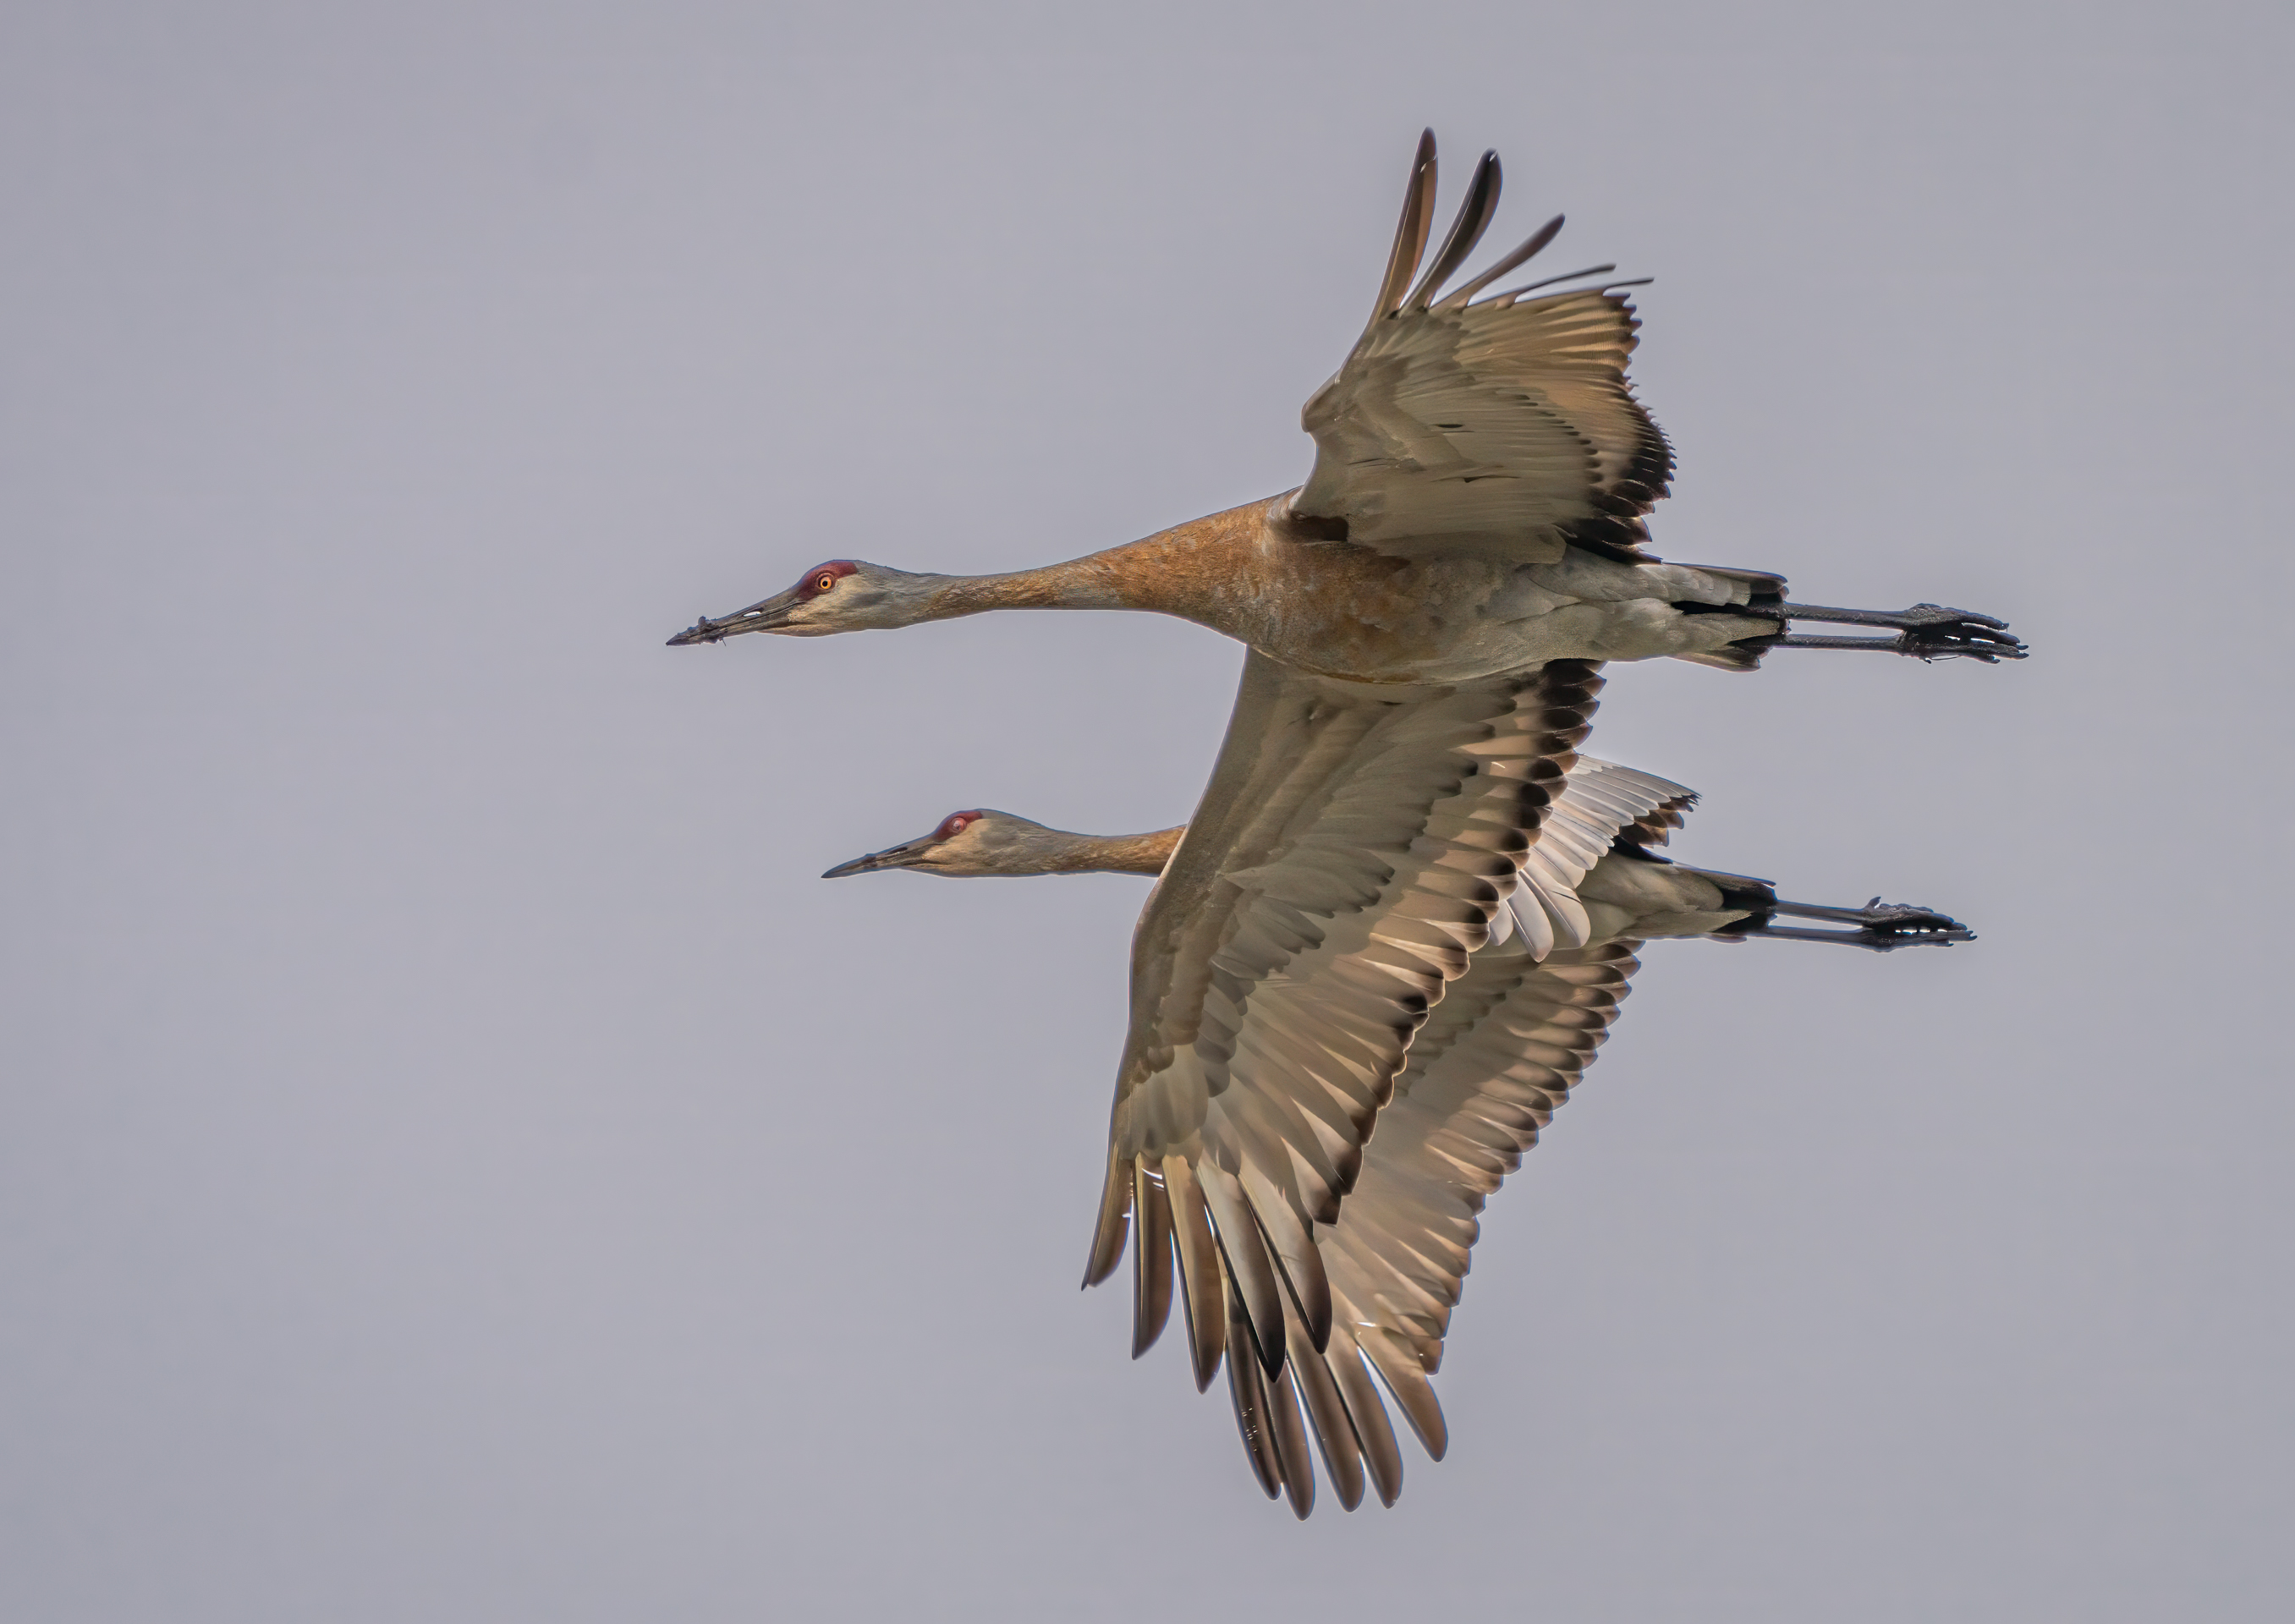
1403;145;1504;312
1369;129;1445;326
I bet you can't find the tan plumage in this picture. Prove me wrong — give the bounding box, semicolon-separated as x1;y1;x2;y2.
826;755;1973;1513
1095;817;1693;1513
1080;655;1606;1379
1294;133;1672;566
1072;683;1722;1517
1320;934;1643;1466
673;132;2024;674
768;129;2004;1515
1117;765;1695;1513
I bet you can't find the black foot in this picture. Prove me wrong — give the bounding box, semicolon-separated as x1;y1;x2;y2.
1743;897;1976;952
1756;602;2029;662
1889;604;2028;662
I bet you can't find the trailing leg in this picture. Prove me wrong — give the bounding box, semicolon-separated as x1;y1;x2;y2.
1751;601;2027;662
1727;895;1974;952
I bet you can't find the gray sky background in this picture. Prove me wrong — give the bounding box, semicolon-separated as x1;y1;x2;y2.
4;3;2291;1619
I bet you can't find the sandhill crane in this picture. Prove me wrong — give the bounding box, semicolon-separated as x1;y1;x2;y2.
670;130;2023;680
674;129;2005;1513
828;747;1969;1516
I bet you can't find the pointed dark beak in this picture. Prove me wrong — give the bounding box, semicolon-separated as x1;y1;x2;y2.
821;837;933;879
667;589;799;647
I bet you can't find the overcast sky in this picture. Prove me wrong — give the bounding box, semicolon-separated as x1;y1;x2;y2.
4;2;2291;1619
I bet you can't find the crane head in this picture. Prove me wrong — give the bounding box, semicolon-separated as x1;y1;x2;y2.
822;810;1061;878
666;559;931;644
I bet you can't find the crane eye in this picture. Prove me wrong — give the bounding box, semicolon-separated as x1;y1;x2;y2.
815;573;837;592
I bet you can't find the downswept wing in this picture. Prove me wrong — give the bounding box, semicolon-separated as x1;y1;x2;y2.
1101;745;1690;1513
1288;134;1672;563
1316;933;1644;1473
1271;760;1690;1506
1082;654;1604;1411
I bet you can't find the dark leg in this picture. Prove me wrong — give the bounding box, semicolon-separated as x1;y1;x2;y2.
1747;602;2027;662
1726;897;1975;952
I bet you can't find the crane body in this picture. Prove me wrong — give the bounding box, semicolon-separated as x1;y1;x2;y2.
671;133;2024;678
678;494;1798;683
673;127;2013;1517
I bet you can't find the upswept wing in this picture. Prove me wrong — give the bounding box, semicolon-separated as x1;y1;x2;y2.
1080;652;1604;1515
1287;131;1672;564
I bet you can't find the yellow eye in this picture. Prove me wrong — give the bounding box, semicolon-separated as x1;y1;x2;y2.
815;573;836;592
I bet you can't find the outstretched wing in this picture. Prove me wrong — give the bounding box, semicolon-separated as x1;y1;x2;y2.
1171;756;1694;1511
1286;131;1672;564
1080;652;1604;1514
1312;933;1643;1490
1241;759;1693;1509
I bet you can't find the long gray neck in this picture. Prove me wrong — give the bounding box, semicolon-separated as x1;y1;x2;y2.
914;553;1137;624
877;499;1270;633
989;825;1183;875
